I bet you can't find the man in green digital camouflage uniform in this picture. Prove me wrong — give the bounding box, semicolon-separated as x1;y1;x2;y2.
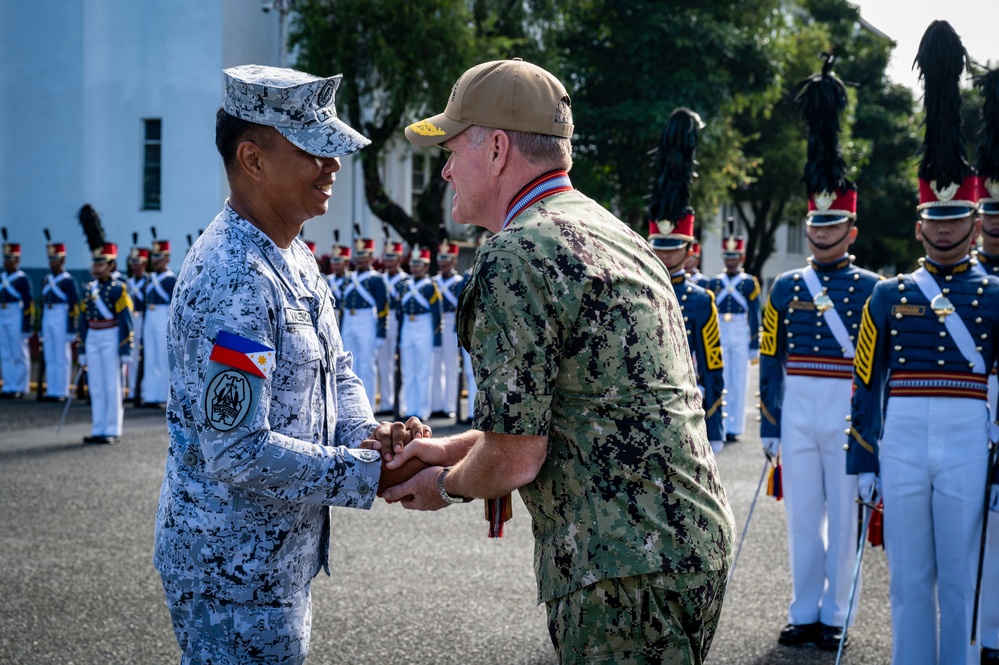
381;59;735;664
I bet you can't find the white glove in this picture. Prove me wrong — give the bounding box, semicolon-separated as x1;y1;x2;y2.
762;438;779;457
990;485;999;513
858;472;880;503
77;354;86;368
709;440;724;455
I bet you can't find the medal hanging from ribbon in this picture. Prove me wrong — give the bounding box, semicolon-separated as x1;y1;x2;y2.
485;494;513;538
766;455;783;501
867;499;884;548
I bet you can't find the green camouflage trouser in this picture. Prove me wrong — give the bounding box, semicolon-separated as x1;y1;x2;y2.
545;569;728;665
161;576;312;665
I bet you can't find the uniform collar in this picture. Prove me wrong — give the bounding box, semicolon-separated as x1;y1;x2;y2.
922;255;974;277
502;170;573;230
976;250;999;266
807;254;852;273
223;201;314;299
670;268;686;285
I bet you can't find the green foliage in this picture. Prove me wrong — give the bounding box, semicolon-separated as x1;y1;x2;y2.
554;0;783;230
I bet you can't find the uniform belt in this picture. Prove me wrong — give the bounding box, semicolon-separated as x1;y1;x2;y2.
888;370;988;400
785;354;854;379
88;319;117;330
720;312;747;322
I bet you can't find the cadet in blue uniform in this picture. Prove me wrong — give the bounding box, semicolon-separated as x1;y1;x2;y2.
377;240;407;415
40;239;79;401
78;235;134;444
124;244;149;400
326;239;351;318
760;56;880;650
141;239;174;407
972;65;999;664
0;234;33;398
685;242;710;288
707;226;761;442
846;23;999;665
398;247;441;420
646;108;725;455
431;240;463;418
340;237;388;412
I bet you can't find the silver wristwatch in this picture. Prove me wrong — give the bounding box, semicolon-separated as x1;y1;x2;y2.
436;467;472;504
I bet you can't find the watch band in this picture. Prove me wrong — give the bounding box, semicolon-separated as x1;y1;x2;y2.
437;466;473;504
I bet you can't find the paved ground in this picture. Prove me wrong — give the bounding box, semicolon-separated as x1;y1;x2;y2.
0;367;895;664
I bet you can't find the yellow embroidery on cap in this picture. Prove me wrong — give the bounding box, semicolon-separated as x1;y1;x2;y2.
408;121;446;137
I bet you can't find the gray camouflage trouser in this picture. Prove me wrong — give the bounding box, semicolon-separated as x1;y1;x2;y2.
161;576;312;664
546;569;728;665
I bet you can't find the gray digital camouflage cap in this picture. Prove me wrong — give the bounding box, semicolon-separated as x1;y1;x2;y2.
223;64;371;158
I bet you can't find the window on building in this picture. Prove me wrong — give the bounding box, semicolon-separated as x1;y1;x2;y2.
143;119;162;210
411;152;429;212
787;220;805;255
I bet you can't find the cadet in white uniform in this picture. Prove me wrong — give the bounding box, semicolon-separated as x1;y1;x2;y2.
76;227;134;444
124;244;149;401
153;64;429;665
431;241;463;418
398;247;442;420
338;237;388;411
0;234;33;398
707;226;761;441
377;240;407;416
141;239;174;407
40;239;79;401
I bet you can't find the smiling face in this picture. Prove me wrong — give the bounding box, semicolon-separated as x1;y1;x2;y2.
257;129;342;226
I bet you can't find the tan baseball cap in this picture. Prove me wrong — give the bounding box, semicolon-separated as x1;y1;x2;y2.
405;58;573;147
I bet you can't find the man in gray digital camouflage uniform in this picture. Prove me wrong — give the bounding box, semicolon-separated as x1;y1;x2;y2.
153;64;429;665
381;59;735;664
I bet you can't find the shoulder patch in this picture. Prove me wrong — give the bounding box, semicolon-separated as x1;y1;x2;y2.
205;368;255;432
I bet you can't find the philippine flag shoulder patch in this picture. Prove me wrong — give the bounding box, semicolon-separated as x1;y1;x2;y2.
209;330;276;380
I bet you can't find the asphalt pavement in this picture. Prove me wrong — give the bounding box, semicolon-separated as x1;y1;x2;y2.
0;366;894;664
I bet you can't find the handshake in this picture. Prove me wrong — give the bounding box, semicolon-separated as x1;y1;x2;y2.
362;417;463;509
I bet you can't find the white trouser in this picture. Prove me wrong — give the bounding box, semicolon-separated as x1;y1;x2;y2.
781;374;859;627
881;396;988;665
142;306;169;403
124;311;143;396
980;372;999;650
87;327;123;437
431;312;459;413
462;347;477;420
376;310;399;412
719;314;750;436
400;313;433;420
0;304;29;394
341;307;378;411
42;303;72;398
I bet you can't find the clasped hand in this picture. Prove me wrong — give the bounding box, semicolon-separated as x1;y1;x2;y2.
362;426;455;511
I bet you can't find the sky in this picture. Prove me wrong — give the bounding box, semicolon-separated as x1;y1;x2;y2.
850;0;998;97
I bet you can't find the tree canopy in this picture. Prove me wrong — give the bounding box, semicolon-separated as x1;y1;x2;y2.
290;0;922;275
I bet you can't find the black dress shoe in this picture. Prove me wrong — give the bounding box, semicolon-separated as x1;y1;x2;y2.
1;391;22;399
982;646;999;663
725;433;741;443
429;410;448;418
778;622;821;647
83;435;101;444
818;623;847;651
99;436;120;445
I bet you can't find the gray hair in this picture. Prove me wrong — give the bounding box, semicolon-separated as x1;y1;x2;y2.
465;100;573;170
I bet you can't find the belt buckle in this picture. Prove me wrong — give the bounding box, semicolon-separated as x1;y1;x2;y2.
350;308;355;315
723;313;732;323
409;314;415;322
148;303;154;311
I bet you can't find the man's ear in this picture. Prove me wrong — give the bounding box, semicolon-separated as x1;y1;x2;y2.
487;130;511;176
235;140;266;182
914;219;923;241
